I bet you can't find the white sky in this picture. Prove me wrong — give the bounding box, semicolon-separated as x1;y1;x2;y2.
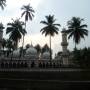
0;0;90;57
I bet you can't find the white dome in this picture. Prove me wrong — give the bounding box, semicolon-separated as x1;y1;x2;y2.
26;46;37;55
13;49;20;57
43;51;50;59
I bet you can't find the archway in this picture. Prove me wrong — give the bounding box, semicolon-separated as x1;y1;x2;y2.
13;63;17;68
5;63;9;68
1;62;4;68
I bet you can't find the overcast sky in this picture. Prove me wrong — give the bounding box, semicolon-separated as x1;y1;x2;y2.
0;0;90;57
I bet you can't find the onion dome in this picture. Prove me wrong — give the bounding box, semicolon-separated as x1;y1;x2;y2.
13;49;20;57
42;51;50;59
26;45;37;55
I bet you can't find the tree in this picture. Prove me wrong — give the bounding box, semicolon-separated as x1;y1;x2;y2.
0;23;4;50
0;0;6;10
6;39;14;51
0;22;4;35
6;19;26;49
40;15;60;60
2;38;6;52
6;39;14;57
21;4;35;48
65;17;88;48
0;22;4;31
73;47;90;68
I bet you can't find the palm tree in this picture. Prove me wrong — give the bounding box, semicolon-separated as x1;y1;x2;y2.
6;19;27;49
2;38;6;52
0;23;4;49
65;17;88;48
0;22;4;31
40;15;60;60
0;0;6;10
6;39;14;51
6;39;14;57
21;4;35;48
0;23;4;37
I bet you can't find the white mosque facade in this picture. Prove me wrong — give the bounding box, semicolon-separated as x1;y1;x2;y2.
0;29;71;68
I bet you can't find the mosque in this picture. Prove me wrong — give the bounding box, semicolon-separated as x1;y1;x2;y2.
0;28;72;69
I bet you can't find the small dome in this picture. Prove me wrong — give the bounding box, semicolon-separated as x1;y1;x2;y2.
26;45;37;55
42;51;50;59
13;49;20;57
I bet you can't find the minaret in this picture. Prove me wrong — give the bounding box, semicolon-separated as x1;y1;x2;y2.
61;28;69;65
0;30;3;49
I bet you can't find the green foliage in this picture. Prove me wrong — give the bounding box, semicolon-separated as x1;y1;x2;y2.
6;19;27;49
73;47;90;68
6;39;14;51
21;4;35;22
21;4;35;50
65;17;88;48
40;15;60;36
0;0;6;10
0;22;4;31
40;15;60;60
1;38;6;55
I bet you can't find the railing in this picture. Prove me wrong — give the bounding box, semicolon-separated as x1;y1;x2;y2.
0;58;62;69
0;57;80;70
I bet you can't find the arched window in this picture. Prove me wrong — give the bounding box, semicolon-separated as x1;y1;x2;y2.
24;63;28;68
21;62;24;68
39;62;42;68
43;63;45;68
1;62;4;68
46;63;49;68
13;63;16;68
31;62;35;68
17;63;20;68
9;63;13;68
5;63;9;68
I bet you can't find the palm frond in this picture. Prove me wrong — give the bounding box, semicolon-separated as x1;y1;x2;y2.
40;21;48;25
40;26;48;32
68;31;74;39
53;24;61;26
21;4;35;22
81;29;88;36
28;12;32;20
67;17;88;45
79;24;87;28
0;0;6;10
21;11;26;17
40;15;60;37
6;19;26;45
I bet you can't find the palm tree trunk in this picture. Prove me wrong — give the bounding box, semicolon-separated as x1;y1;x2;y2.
22;21;26;57
22;35;24;57
22;21;26;48
22;35;24;48
75;43;77;50
50;35;52;61
3;47;4;55
16;40;18;49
